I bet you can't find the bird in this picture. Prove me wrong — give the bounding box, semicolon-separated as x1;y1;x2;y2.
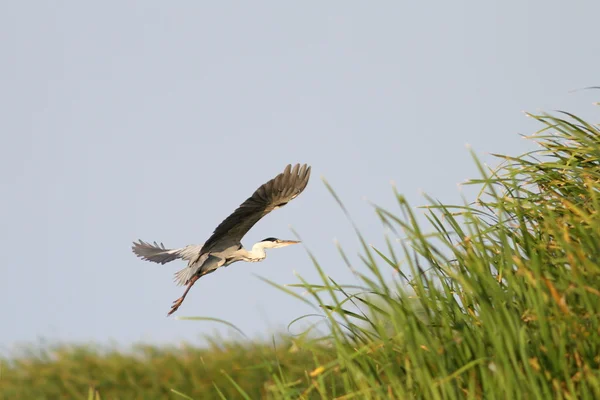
131;163;311;316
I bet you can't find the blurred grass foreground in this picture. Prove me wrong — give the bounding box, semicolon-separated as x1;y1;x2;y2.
3;100;600;399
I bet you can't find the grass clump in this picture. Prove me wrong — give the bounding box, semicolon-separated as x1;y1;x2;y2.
0;338;337;399
257;105;600;399
2;102;600;399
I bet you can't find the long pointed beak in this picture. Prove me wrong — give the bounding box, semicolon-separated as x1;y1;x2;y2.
280;240;301;247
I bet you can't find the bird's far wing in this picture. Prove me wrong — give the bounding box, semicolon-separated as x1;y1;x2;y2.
132;240;183;264
132;240;203;264
200;163;311;254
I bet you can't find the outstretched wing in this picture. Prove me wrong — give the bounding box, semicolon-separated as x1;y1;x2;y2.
200;163;311;254
131;240;203;264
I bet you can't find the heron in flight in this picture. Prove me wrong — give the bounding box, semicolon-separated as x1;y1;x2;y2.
132;163;311;316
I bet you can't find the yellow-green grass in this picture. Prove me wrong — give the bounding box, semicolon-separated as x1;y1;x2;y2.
2;101;600;399
1;337;338;399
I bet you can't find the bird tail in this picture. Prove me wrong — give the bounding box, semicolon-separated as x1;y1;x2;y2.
173;254;221;286
174;265;198;286
132;240;182;265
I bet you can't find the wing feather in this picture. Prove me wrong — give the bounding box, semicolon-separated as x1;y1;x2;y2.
131;240;203;264
200;163;311;254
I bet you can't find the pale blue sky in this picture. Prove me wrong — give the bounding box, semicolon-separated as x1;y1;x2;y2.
1;1;599;352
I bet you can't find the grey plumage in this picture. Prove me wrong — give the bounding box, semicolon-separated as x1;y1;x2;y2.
201;163;310;254
131;241;203;265
131;163;311;316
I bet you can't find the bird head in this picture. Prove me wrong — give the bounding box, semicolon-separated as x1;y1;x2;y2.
260;237;301;248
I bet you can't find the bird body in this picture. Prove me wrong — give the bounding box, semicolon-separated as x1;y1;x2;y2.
132;163;311;316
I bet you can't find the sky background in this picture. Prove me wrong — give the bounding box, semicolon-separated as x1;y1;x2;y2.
1;1;599;353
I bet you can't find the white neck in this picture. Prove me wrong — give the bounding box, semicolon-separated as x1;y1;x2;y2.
241;241;271;261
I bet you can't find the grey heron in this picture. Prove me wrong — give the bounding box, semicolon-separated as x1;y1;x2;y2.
132;163;311;316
